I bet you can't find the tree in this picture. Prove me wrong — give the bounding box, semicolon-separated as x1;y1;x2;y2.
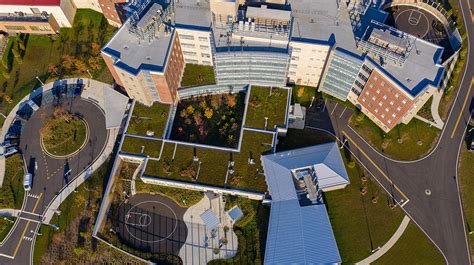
226;94;236;107
91;42;101;56
204;108;213;119
73;59;87;73
88;57;100;71
186;105;195;115
61;55;74;70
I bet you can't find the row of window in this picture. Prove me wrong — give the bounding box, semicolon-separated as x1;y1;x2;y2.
3;25;52;31
179;34;209;42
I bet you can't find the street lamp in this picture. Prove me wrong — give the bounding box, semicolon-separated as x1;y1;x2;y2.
30;230;42;236
35;76;45;86
86;69;93;79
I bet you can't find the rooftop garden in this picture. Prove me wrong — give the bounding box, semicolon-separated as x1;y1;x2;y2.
0;9;116;126
208;196;269;265
349;110;440;161
180;64;216;87
127;102;170;137
170;92;246;148
121;136;163;158
245;86;289;130
142;130;273;192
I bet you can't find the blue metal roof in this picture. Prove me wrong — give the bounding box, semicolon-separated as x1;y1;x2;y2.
264;200;342;264
227;206;244;222
200;209;220;231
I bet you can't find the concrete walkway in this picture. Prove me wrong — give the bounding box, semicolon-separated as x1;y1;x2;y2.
431;90;445;127
356;215;411;265
0;209;20;217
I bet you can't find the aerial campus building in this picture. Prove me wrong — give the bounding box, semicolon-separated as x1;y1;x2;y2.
101;0;461;132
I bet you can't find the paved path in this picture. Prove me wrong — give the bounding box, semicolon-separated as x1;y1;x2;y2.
431;89;445;127
356;216;411;265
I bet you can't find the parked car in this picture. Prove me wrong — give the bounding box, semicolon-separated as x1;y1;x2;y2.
1;139;19;148
1;146;18;157
468;127;474;152
24;173;32;191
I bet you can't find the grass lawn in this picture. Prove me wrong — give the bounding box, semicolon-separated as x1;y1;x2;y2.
143;130;273;192
135;177;203;207
349;112;440;160
170;93;245;148
127;102;170;137
292;85;317;107
121;136;163;158
325;153;405;263
180;64;216;87
458;128;474;253
41;113;87;156
0;154;25;209
208;197;269;265
373;222;445;265
0;217;16;242
33;157;143;264
228;130;274;192
0;9;115;126
245;86;289;130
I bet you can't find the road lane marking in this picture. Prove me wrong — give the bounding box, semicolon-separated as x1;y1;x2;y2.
339;106;347;119
330;104;338;115
450;78;473;139
342;131;410;206
12;193;42;258
467;0;474;22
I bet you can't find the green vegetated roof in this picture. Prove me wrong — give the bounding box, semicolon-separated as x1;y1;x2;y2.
245;86;289;130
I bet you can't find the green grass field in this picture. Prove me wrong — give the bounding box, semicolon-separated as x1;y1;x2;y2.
0;154;25;209
350;112;440;160
41;114;87;156
142;130;273;192
135;178;203;207
0;9;115;126
373;222;445;264
121;136;163;158
127;102;170;137
458;129;474;254
180;64;216;87
0;217;16;242
245;86;289;130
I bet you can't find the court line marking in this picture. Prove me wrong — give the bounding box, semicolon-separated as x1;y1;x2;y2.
342;131;410;206
124;200;178;243
450;78;473;139
13;193;42;258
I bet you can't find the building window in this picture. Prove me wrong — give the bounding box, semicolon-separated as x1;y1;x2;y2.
183;51;197;56
389;100;394;105
383;94;387;99
395;93;400;98
200;45;209;49
198;36;208;41
4;25;26;30
180;34;195;40
291;56;299;61
181;43;195;48
201;53;210;58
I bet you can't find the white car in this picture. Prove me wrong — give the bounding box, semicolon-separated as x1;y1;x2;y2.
24;173;32;191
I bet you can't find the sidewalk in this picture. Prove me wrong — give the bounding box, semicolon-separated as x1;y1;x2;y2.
356;215;411;264
431;90;445;128
0;209;20;217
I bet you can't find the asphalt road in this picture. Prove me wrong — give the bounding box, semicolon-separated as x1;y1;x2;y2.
307;5;474;259
0;97;107;264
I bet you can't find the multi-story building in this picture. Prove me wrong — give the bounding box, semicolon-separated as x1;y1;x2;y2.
97;0;128;27
0;0;76;28
102;3;185;106
101;0;457;132
0;11;60;34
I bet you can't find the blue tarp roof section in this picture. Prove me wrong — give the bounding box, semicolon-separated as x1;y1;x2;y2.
200;209;220;230
227;206;244;221
262;142;349;201
264;200;342;264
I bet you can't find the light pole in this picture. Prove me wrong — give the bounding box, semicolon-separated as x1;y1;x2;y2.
30;230;42;236
86;69;93;79
35;76;45;86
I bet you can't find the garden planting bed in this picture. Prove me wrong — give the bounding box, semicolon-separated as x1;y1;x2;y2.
170;92;246;148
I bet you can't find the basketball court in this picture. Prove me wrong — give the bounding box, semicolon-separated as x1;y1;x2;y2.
386;5;454;60
115;194;188;255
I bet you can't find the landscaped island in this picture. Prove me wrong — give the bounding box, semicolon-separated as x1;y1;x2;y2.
170;92;246;148
40;107;87;157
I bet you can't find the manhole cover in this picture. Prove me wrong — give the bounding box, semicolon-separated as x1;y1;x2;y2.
425;189;432;196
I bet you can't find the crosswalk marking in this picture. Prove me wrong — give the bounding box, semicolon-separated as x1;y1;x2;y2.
27;193;40;199
23;236;33;242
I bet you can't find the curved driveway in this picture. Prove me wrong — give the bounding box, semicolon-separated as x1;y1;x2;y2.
308;2;474;263
0;97;108;264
